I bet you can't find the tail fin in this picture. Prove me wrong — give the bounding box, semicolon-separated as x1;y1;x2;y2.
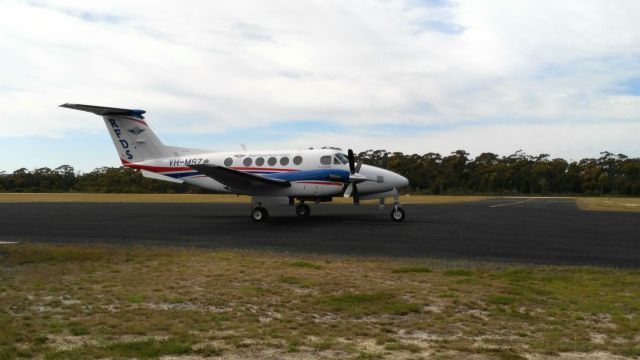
60;103;169;162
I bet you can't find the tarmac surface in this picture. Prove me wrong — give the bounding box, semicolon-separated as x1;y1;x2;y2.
1;198;638;267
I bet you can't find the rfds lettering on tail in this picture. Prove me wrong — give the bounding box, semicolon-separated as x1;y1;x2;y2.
106;117;134;160
61;103;409;222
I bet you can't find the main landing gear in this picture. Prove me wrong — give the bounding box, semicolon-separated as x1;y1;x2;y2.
250;201;309;222
251;204;269;222
249;195;406;222
295;203;311;217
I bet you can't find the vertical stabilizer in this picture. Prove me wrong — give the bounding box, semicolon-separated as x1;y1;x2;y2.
102;115;168;162
60;103;169;162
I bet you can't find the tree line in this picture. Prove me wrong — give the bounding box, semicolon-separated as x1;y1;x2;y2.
1;150;639;195
359;150;640;196
0;166;204;194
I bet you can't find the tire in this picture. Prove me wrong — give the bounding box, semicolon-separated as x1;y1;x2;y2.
295;204;311;217
251;207;269;222
390;207;405;222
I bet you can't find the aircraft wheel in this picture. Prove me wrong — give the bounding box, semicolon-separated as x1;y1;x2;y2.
390;207;405;222
295;204;311;217
251;207;269;222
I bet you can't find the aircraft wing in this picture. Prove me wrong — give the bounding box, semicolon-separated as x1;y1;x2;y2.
189;164;291;192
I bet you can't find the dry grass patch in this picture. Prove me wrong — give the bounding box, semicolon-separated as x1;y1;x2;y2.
575;197;640;213
332;195;494;205
392;266;432;273
1;244;639;359
0;192;495;205
0;193;250;203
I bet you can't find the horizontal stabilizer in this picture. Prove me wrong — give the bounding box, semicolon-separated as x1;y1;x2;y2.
140;169;184;184
60;103;146;119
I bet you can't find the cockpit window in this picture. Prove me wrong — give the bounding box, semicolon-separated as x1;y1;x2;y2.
335;153;349;164
320;155;332;165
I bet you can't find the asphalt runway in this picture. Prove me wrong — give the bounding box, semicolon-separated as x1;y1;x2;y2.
1;198;638;267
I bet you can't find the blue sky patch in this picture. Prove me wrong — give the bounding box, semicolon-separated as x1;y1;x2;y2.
423;20;464;35
66;11;125;24
613;77;640;96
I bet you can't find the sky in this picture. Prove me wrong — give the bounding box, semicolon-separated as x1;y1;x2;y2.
1;0;639;172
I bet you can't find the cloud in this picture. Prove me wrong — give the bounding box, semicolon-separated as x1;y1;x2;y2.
0;0;639;168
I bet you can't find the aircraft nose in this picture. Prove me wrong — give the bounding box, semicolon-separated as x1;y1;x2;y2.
385;169;408;188
397;174;409;188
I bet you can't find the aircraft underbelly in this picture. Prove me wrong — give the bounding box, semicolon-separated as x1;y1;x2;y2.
183;176;231;193
183;177;344;197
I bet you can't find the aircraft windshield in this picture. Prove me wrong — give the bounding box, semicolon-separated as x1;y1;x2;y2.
335;153;349;164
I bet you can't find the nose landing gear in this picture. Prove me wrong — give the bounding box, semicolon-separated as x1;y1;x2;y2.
390;206;405;222
389;188;406;222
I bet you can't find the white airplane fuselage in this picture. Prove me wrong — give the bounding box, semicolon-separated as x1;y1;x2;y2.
124;149;408;198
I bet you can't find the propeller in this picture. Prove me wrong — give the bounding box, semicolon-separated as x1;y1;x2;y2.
343;149;367;205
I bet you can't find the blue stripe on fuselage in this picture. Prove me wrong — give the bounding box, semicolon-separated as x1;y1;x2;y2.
265;169;350;183
163;171;200;179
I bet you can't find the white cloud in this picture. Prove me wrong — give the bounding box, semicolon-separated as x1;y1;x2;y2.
0;0;639;162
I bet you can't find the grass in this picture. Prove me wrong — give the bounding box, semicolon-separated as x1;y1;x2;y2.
332;195;495;205
444;269;473;277
383;341;423;353
392;266;432;273
287;260;322;269
0;192;494;205
0;193;251;203
575;197;640;212
486;295;516;305
1;244;640;359
45;338;193;359
322;292;421;316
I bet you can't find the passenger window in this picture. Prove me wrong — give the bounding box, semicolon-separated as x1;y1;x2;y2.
268;157;277;166
280;157;289;166
255;157;265;166
243;157;252;167
224;157;233;166
293;156;303;165
320;155;332;165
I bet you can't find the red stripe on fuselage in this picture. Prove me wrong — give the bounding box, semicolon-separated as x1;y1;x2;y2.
122;162;193;172
297;181;343;186
230;167;298;172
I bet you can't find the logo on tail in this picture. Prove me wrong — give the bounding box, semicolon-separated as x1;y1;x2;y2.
128;127;146;135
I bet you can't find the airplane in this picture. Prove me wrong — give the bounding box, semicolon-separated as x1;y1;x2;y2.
60;104;409;222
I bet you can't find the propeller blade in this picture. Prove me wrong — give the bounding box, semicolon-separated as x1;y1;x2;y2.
353;184;360;205
345;149;362;205
343;183;354;198
347;149;355;174
355;160;363;173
